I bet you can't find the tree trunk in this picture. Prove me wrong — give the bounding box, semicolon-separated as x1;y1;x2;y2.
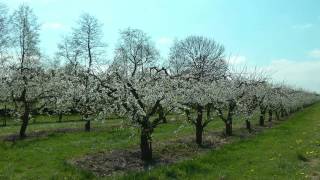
268;110;273;122
19;104;30;139
140;125;153;161
195;105;204;145
3;105;7;127
58;113;63;123
259;109;266;126
285;110;289;117
246;120;252;133
196;125;203;146
85;120;90;131
275;111;280;121
162;116;167;124
226;120;232;136
225;105;234;136
83;114;90;131
280;110;284;118
159;106;167;124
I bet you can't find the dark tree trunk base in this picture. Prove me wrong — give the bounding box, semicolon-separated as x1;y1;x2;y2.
58;113;63;123
85;120;91;132
196;125;203;146
246;120;252;133
259;115;265;126
275;111;280;121
140;128;152;162
195;105;204;146
268;110;273;122
20;121;28;138
2;118;6;127
225;121;232;136
20;105;30;139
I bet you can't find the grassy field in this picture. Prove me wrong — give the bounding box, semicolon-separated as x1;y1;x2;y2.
0;103;319;179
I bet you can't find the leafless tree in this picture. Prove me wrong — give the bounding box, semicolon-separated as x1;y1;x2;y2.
0;3;9;60
169;36;227;80
0;3;10;126
59;13;106;131
169;36;227;145
7;5;45;138
56;36;82;75
114;28;159;78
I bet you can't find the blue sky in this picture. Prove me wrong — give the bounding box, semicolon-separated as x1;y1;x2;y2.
3;0;320;92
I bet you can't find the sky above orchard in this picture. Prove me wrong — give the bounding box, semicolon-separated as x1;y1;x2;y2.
3;0;320;92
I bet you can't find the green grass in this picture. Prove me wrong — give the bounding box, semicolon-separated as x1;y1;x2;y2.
0;103;319;179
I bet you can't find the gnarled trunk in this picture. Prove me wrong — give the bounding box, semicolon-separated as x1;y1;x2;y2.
85;120;90;131
259;108;266;126
246;120;252;133
19;104;30;138
84;114;90;131
58;113;63;123
268;110;273;122
225;120;232;136
280;110;284;118
275;111;280;121
225;104;234;136
2;105;7;127
2;118;6;127
195;105;204;146
159;105;167;124
140;122;153;162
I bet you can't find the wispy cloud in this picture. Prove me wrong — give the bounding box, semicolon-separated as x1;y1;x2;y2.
261;59;320;92
42;22;65;30
156;37;173;46
292;23;314;30
308;49;320;58
228;55;247;65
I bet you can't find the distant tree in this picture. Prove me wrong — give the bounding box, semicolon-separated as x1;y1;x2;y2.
0;3;9;60
0;3;10;126
5;5;51;138
58;13;106;131
42;65;75;123
56;36;82;75
237;73;267;133
114;28;159;78
215;69;267;136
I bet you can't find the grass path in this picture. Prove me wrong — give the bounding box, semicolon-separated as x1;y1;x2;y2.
124;103;320;180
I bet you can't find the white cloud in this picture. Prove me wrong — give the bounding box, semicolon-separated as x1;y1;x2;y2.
261;59;320;92
42;22;65;30
156;37;173;46
308;49;320;58
292;23;314;30
228;55;247;65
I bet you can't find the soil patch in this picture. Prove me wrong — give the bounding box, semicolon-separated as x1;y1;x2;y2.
1;128;87;142
70;135;227;177
70;120;283;177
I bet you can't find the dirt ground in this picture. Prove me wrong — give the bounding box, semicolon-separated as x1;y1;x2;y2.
70;122;277;177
